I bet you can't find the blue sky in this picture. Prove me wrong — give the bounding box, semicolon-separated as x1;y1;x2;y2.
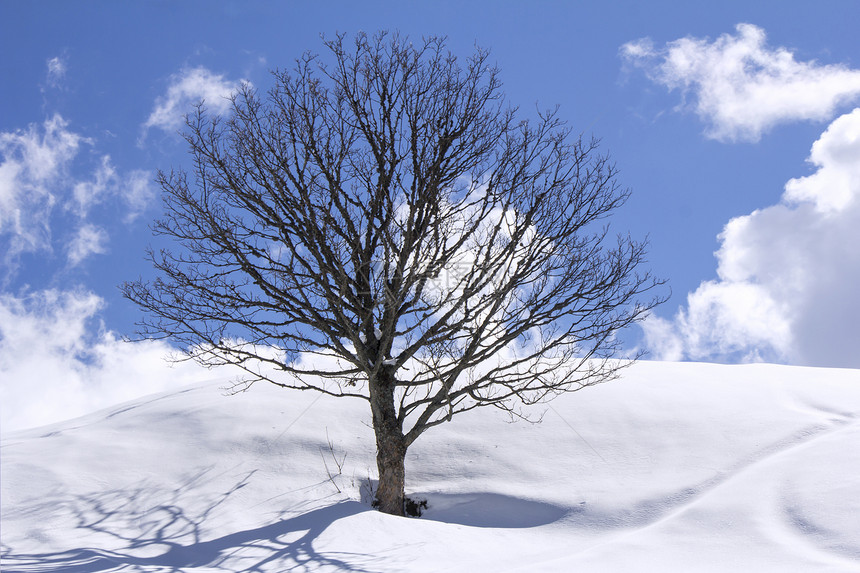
3;1;860;430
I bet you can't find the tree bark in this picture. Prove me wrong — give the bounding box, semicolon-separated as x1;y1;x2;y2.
371;367;407;516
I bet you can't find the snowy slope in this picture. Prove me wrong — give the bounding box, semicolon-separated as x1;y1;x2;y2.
2;361;860;572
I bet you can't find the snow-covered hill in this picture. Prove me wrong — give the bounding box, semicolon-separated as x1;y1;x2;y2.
2;361;860;572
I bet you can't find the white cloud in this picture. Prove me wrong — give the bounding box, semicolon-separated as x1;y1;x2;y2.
645;280;792;363
46;56;67;88
0;289;215;433
1;116;155;272
122;169;156;221
0;114;85;259
67;224;109;266
71;154;119;217
784;109;860;212
143;66;245;134
622;23;860;142
645;108;860;367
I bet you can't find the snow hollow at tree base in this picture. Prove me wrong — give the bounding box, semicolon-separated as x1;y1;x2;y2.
2;361;860;572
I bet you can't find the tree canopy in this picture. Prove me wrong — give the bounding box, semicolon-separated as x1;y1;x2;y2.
124;31;665;515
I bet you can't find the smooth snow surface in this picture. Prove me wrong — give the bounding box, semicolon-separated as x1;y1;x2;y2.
2;361;860;572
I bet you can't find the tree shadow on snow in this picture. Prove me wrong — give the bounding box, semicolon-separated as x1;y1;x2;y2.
418;492;568;528
1;468;381;572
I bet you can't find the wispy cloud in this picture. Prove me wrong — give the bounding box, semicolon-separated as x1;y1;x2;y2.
45;55;67;89
622;23;860;142
122;169;156;222
142;66;246;136
0;114;85;260
1;114;157;272
67;224;109;266
70;155;118;217
645;108;860;367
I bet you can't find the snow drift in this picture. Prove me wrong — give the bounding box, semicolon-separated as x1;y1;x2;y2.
2;361;860;571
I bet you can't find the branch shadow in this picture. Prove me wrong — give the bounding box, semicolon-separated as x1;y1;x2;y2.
2;469;380;572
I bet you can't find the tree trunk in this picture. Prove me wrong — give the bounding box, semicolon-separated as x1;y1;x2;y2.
370;367;407;516
374;425;406;515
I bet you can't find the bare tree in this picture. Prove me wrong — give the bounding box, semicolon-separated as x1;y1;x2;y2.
123;31;665;516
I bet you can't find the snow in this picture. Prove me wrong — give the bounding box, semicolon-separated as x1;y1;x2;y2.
2;361;860;571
